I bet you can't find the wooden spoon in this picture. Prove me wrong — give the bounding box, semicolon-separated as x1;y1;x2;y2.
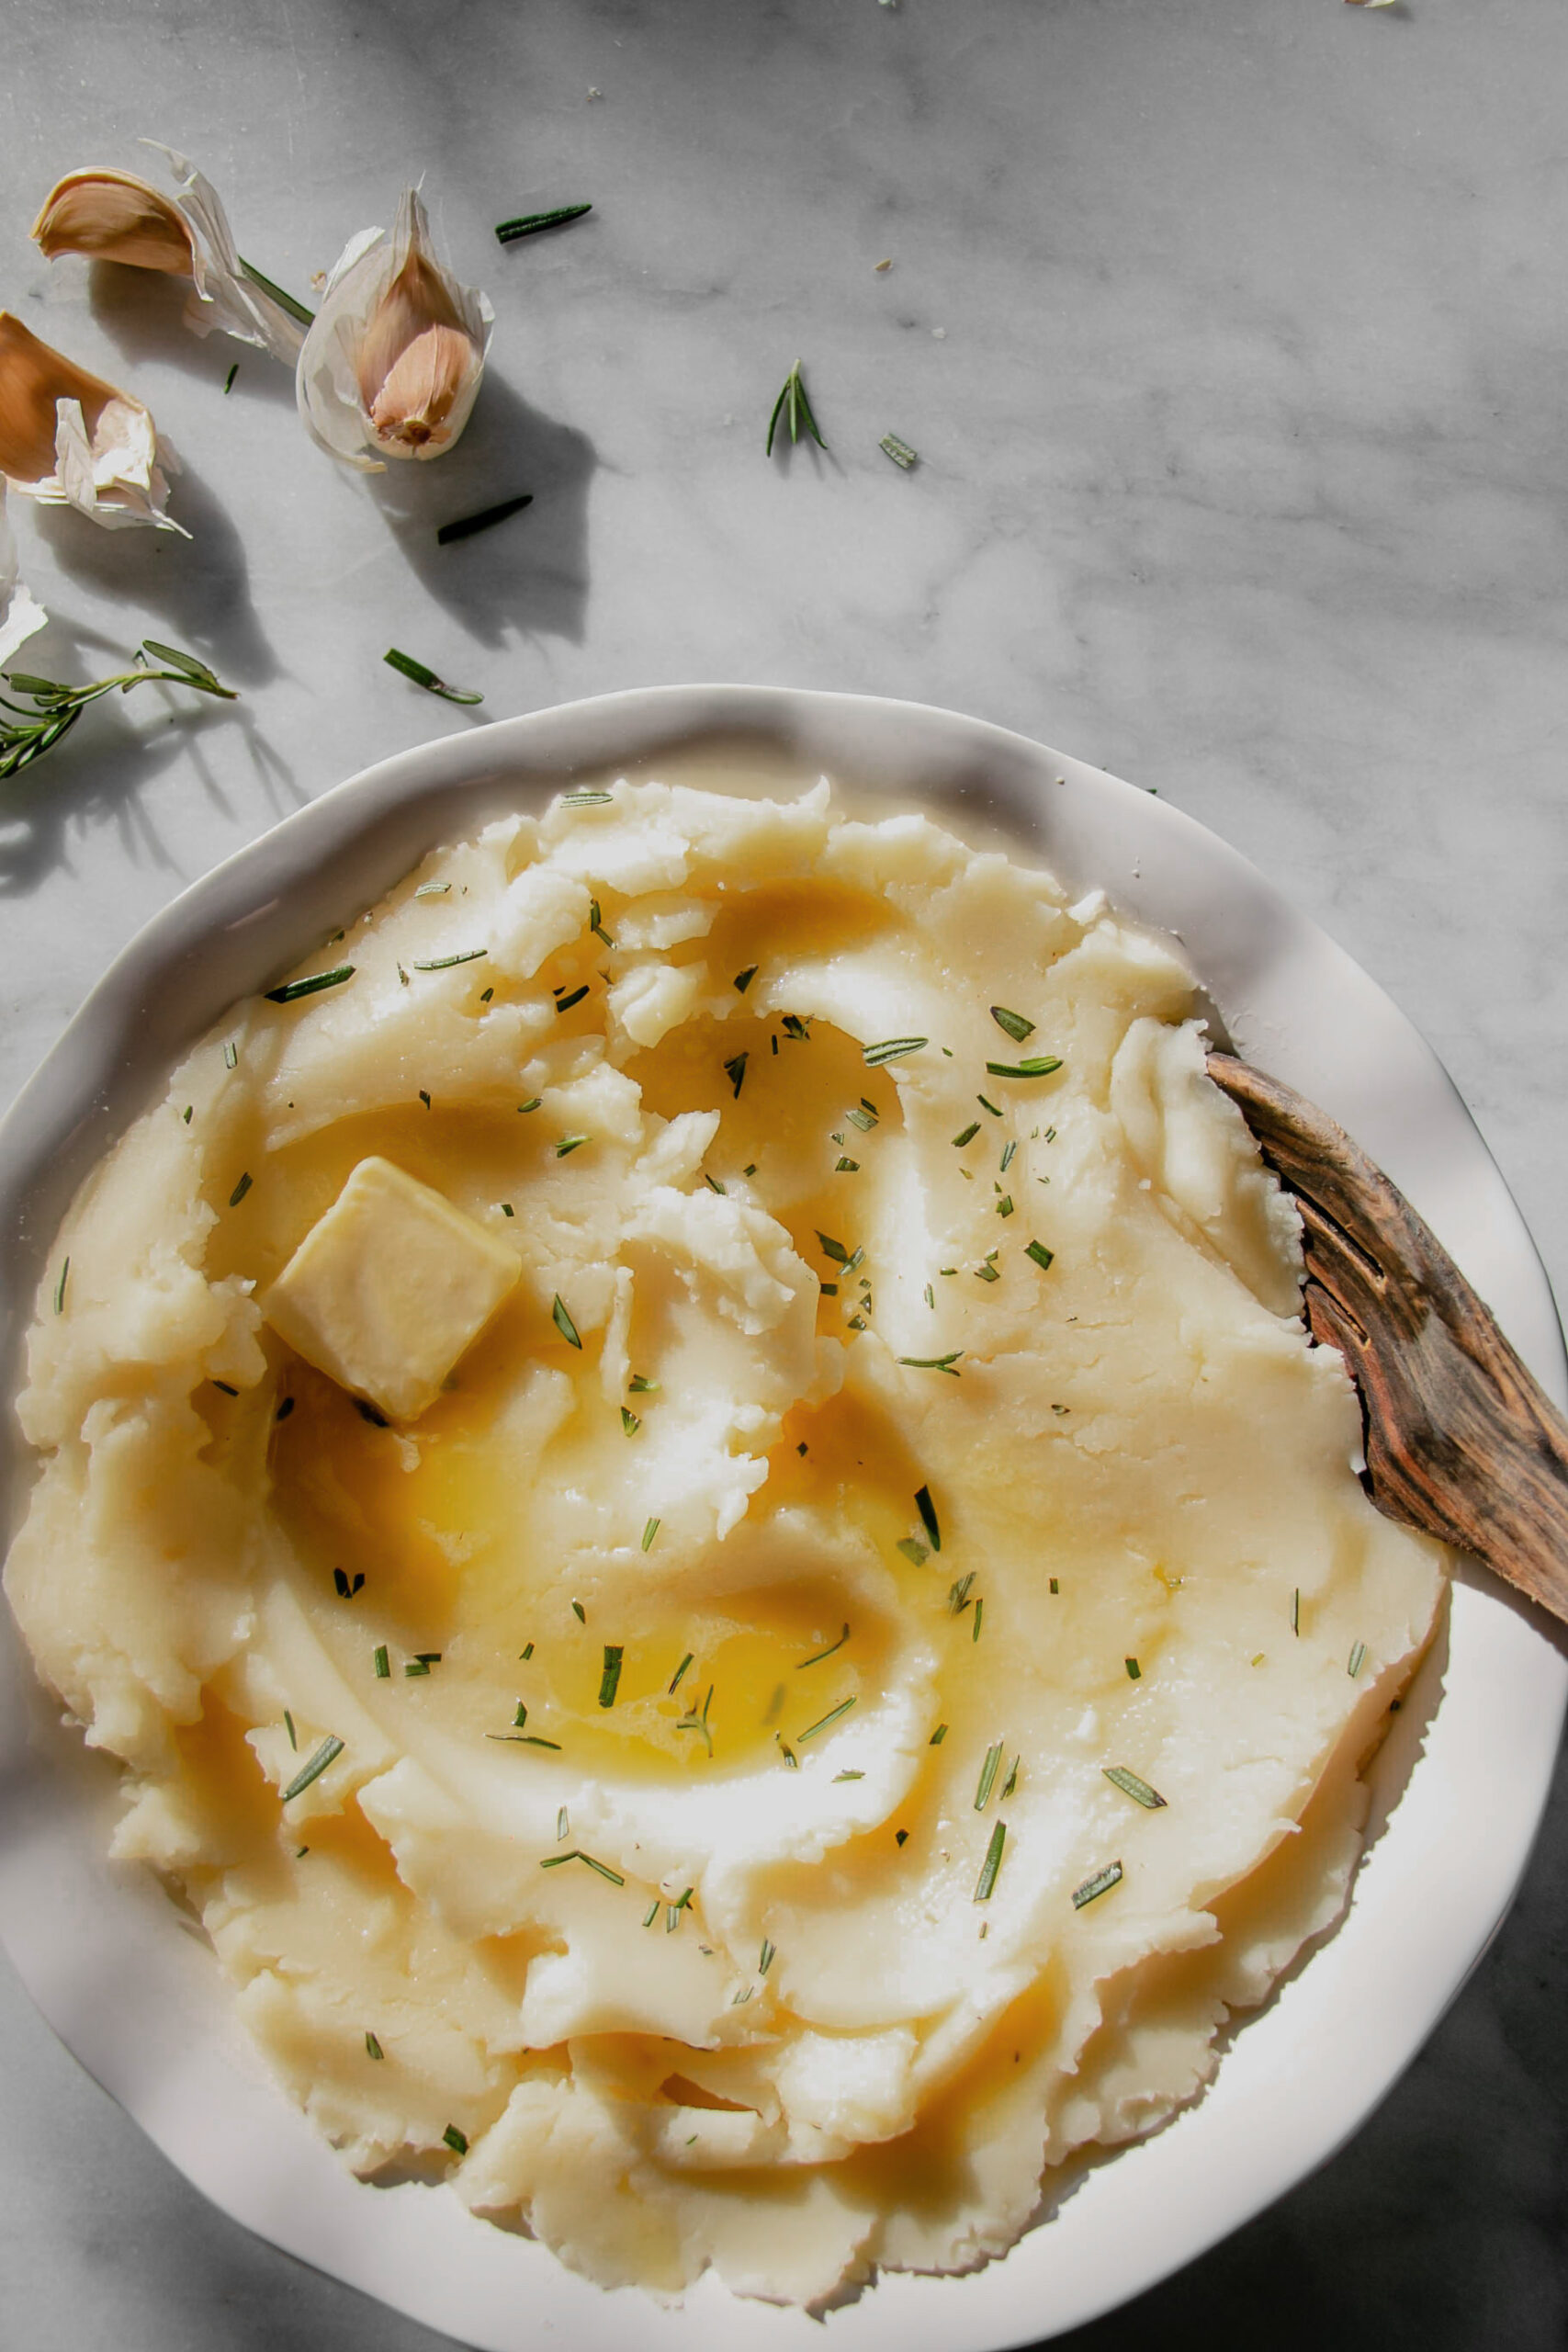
1206;1052;1568;1629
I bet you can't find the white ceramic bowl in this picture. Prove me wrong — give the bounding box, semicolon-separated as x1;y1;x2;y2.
0;687;1562;2352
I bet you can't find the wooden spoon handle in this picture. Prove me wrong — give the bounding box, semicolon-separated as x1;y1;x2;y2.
1208;1052;1568;1629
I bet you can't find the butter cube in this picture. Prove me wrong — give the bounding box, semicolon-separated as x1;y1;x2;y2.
264;1157;519;1420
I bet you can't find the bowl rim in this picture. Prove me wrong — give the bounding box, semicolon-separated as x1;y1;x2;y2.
0;681;1562;2352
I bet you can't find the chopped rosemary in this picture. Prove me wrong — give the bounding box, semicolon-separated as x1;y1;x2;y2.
404;1659;430;1677
819;1282;839;1296
1000;1138;1017;1173
990;1005;1035;1043
539;1849;626;1885
223;362;238;394
1348;1639;1368;1678
835;1157;860;1173
1049;1577;1059;1595
923;1283;934;1308
930;1724;948;1745
628;1374;659;1393
816;1230;852;1265
641;1517;660;1553
953;1122;981;1148
265;964;355;1004
985;1056;1064;1080
183;1105;193;1123
846;1102;878;1132
833;1770;865;1781
486;1733;562;1748
914;1484;942;1553
557;1804;570;1842
879;432;918;469
418;1090;431;1111
599;1645;624;1707
561;788;613;806
519;1097;542;1113
1124;1657;1141;1680
282;1735;343;1802
972;1597;985;1642
621;1407;641;1436
948;1573;976;1614
443;2124;468;2155
435;492;534;545
724;1051;749;1099
977;1093;1002;1117
899;1351;963;1374
974;1261;1000;1283
223;1040;238;1069
521;1643;535;1660
415;882;451;897
552;1295;582;1348
998;1194;1014;1218
759;1938;776;1975
1104;1765;1166;1809
999;1756;1020;1801
365;2031;383;2060
733;965;758;992
732;1984;754;2006
1025;1238;1055;1272
863;1036;927;1067
284;1710;297;1749
495;202;592;243
555;1134;590;1157
765;358;827;455
571;1600;586;1623
412;947;489;970
975;1819;1007;1901
589;897;615;946
1292;1587;1301;1634
798;1696;856;1744
1072;1860;1123;1910
781;1013;811;1042
975;1740;1004;1810
896;1538;930;1566
276;1396;294;1421
383;648;483;705
668;1654;694;1697
52;1258;68;1315
797;1623;850;1669
554;983;590;1013
513;1702;527;1727
643;1900;660;1928
229;1171;253;1207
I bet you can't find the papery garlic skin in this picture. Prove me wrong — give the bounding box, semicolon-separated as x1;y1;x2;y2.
0;488;47;668
296;188;492;472
144;143;305;366
0;313;186;536
31;167;196;275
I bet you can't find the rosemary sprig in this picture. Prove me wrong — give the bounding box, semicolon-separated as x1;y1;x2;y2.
495;202;592;243
384;648;483;705
765;359;828;455
0;640;237;783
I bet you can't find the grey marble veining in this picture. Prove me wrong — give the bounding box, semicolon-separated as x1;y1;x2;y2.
0;1;1563;2345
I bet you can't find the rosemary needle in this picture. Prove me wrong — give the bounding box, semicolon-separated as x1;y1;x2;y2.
765;358;828;455
0;641;237;783
383;648;483;706
495;202;592;243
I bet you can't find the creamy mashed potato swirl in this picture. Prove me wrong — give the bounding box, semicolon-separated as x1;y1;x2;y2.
6;778;1444;2303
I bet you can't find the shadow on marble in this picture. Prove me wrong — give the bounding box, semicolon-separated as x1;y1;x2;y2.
85;258;299;409
31;458;280;692
0;629;298;900
364;371;596;652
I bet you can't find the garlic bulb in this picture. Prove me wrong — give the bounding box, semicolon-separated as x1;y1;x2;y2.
29;145;304;365
296;188;492;471
0;487;47;668
0;312;185;534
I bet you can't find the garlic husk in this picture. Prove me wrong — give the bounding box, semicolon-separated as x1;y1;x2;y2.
0;312;186;536
0;488;47;668
296;188;491;472
31;167;195;275
142;142;305;365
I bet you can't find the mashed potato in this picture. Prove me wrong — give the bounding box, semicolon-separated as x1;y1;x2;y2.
5;776;1444;2302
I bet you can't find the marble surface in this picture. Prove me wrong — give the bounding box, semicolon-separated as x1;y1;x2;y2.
0;0;1563;2345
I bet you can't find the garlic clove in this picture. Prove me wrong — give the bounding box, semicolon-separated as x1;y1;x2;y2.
0;487;48;668
0;313;186;535
31;166;196;275
297;188;492;471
